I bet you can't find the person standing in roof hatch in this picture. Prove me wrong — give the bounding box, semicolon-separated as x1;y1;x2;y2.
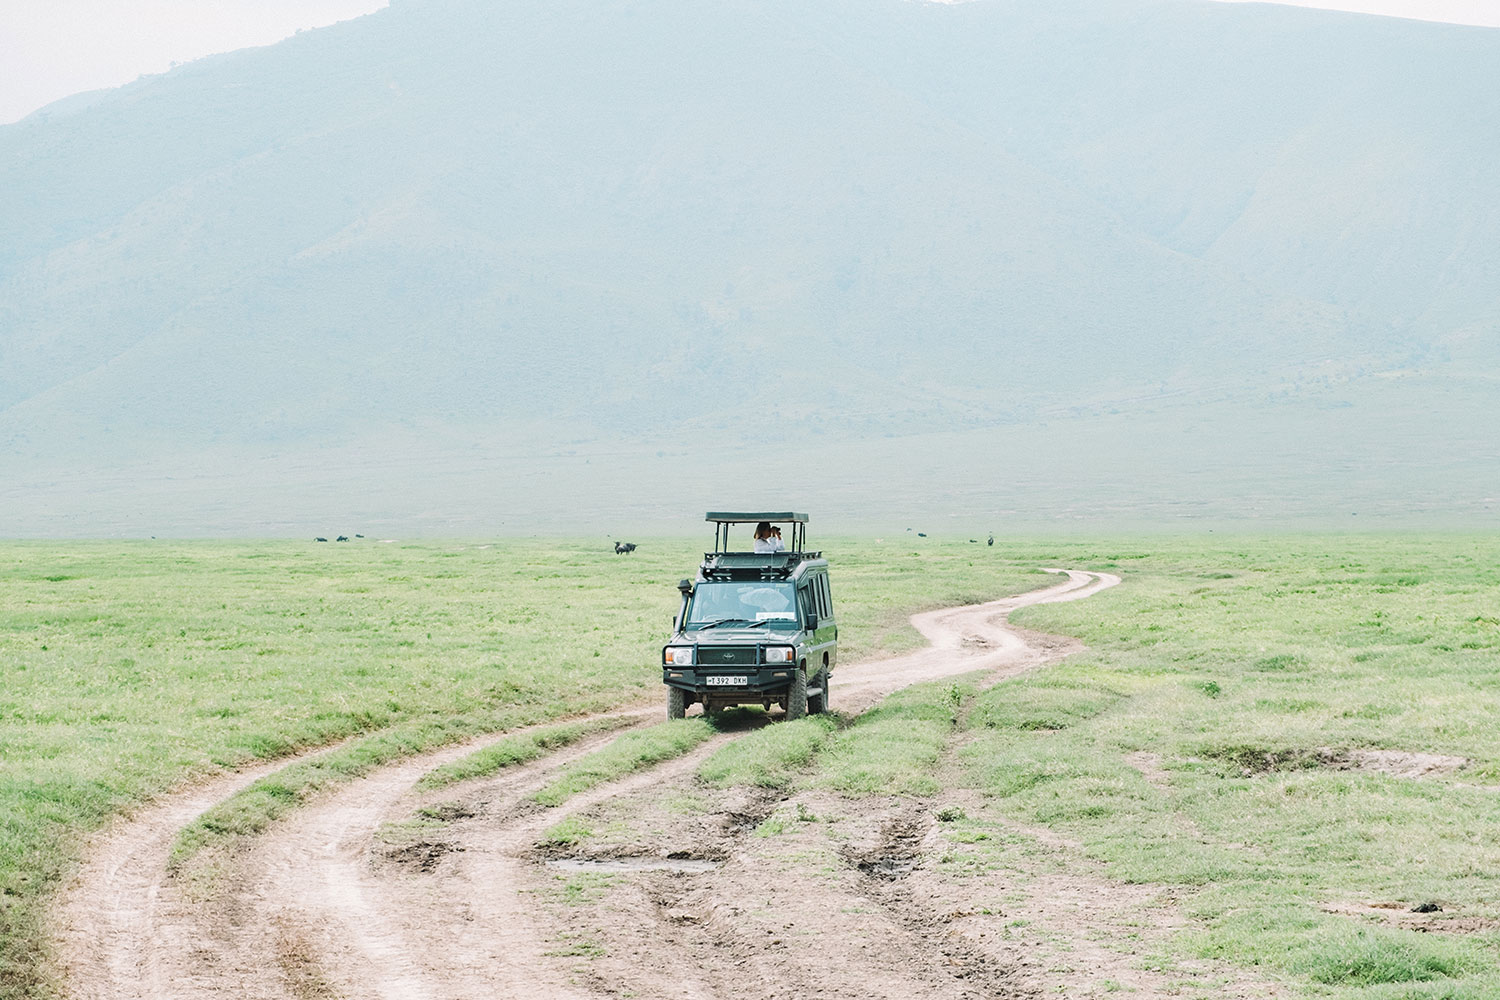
753;522;784;553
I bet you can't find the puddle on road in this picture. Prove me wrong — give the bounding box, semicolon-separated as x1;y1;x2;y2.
546;857;721;874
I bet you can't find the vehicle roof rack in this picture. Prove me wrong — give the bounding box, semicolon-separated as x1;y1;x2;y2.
700;551;822;581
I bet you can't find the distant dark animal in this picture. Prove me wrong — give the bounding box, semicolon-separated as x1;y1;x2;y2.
969;539;978;543
614;541;637;554
987;535;994;547
917;532;927;538
336;535;349;542
355;534;364;538
315;537;328;542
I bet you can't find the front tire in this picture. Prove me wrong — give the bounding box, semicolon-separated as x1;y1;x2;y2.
786;668;808;720
667;686;686;720
810;666;830;714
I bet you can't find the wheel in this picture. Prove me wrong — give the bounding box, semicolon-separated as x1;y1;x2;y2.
818;667;832;713
785;668;807;720
667;686;686;720
808;666;827;715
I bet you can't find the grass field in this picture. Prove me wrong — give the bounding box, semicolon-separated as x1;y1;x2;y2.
5;535;1500;998
0;535;1042;998
991;538;1500;996
698;536;1500;997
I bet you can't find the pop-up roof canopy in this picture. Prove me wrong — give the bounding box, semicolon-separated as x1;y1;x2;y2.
704;512;808;523
704;511;809;555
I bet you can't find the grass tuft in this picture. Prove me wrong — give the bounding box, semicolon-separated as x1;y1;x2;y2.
415;718;627;791
819;681;972;796
697;716;838;789
530;721;716;807
1296;929;1474;986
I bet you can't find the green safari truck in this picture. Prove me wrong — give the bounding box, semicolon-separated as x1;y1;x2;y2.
661;512;838;720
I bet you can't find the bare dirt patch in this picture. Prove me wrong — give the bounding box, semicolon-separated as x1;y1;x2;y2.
1124;750;1172;790
1337;749;1469;779
1204;744;1469;780
1321;900;1500;935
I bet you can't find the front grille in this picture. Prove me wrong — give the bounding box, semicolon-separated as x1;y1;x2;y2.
697;645;758;666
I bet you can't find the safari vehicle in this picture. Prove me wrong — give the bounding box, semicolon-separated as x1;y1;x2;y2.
662;512;838;720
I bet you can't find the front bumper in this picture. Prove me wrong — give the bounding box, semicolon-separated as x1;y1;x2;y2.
661;666;797;694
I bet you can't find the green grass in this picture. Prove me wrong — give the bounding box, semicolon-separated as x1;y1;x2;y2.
878;537;1500;996
682;537;1500;997
17;535;1500;998
818;680;970;796
170;713;638;876
530;720;717;807
0;539;672;998
697;715;838;789
0;535;1043;998
539;815;595;849
415;717;629;791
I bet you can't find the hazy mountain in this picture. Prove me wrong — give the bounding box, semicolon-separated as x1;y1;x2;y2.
2;0;1497;535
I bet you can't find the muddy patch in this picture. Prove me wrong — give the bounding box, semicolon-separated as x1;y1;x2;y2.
382;839;462;873
719;787;785;835
417;801;477;822
529;783;780;862
843;808;932;881
1203;744;1468;779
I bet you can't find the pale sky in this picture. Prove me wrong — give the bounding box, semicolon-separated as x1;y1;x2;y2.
0;0;1497;126
0;0;389;124
1207;0;1500;26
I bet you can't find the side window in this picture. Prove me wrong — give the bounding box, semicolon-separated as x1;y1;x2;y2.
799;586;815;623
815;574;832;619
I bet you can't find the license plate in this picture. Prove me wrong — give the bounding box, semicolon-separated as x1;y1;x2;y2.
705;675;747;686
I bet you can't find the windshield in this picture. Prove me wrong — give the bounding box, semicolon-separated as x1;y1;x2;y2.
686;581;798;628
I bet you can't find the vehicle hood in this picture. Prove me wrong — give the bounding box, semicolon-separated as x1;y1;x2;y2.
682;629;797;643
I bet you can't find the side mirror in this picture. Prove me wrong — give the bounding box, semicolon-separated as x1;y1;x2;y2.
677;579;694;595
806;612;819;630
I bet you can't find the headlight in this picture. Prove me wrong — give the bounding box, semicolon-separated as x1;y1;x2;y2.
664;646;694;666
763;646;794;664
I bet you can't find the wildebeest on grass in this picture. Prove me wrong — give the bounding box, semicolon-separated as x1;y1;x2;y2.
614;542;637;554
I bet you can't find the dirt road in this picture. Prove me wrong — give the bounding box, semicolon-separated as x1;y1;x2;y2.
49;568;1288;1000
